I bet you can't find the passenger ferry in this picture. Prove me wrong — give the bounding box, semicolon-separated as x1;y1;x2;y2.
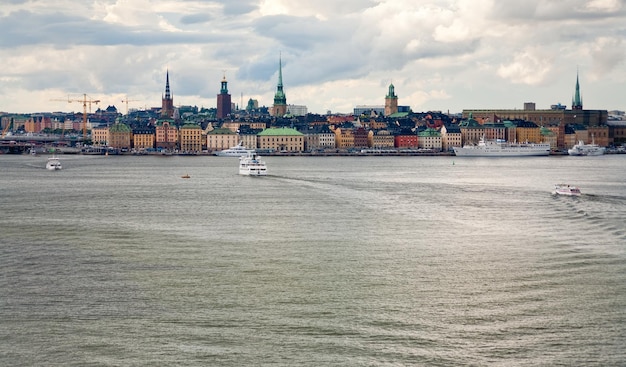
239;153;267;176
453;137;550;157
568;140;605;156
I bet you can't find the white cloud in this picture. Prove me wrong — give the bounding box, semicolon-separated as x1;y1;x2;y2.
497;48;554;85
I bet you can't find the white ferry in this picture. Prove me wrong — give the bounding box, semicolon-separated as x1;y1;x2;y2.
239;153;267;176
215;142;255;157
553;184;581;196
453;137;550;157
46;156;62;170
568;140;605;156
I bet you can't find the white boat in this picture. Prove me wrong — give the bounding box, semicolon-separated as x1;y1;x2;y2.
239;153;267;176
46;156;62;170
553;184;581;196
453;136;550;157
568;140;605;156
215;142;255;157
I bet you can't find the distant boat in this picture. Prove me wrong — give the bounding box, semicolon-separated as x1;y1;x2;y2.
239;152;267;176
553;184;581;196
215;142;255;157
46;156;62;170
568;139;605;156
453;136;550;157
181;174;190;179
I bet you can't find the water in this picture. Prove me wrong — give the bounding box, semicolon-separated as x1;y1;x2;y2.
1;154;625;366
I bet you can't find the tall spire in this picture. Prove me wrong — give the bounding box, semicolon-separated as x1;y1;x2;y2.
273;54;286;105
164;69;171;100
572;70;583;110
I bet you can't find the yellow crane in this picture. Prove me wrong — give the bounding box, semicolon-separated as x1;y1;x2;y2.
51;94;100;140
121;96;139;116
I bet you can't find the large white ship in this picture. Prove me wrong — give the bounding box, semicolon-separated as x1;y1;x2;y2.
214;142;255;157
453;137;551;157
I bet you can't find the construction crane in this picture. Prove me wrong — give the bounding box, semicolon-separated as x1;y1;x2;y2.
121;95;139;116
1;119;12;138
51;94;100;140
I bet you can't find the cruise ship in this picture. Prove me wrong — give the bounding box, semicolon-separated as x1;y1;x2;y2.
453;137;551;157
567;140;605;156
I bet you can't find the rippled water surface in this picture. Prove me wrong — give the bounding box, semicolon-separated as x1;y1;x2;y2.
1;154;625;366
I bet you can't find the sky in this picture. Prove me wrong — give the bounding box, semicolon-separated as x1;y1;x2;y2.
1;0;625;115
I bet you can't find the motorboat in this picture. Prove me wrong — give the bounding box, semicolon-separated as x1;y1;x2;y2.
553;184;581;196
215;142;255;157
181;174;190;179
567;140;605;156
46;156;62;170
239;153;267;176
453;136;550;157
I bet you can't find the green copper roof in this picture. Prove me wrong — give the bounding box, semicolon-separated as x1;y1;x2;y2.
389;112;409;118
109;123;131;132
207;127;236;135
258;127;303;136
181;123;201;129
386;83;397;99
273;55;287;105
418;128;441;137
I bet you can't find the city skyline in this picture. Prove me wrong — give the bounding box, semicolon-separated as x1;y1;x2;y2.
1;1;625;115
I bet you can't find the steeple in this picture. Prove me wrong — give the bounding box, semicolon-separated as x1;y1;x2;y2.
384;81;398;116
273;55;286;105
164;69;171;100
271;54;287;117
572;70;583;110
386;82;397;99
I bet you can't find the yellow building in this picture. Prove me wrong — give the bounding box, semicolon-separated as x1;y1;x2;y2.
258;127;304;152
108;123;132;150
371;130;395;148
92;126;109;146
179;124;203;153
132;128;155;150
333;127;355;149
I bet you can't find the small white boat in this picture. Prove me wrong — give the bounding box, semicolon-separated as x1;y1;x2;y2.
46;156;62;170
239;153;267;176
215;142;255;157
553;184;581;196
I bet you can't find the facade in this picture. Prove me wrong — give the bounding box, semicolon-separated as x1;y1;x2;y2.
418;128;442;150
216;74;232;119
271;56;287;117
440;124;462;151
353;127;370;148
206;127;238;150
258;127;304;152
108;123;132;150
132;127;155;150
384;83;398;116
394;132;418;148
179;124;203;152
371;130;395;148
354;105;385;116
458;115;485;144
161;70;174;118
155;119;178;150
92;126;109;146
514;120;541;143
334;128;355;149
286;104;307;116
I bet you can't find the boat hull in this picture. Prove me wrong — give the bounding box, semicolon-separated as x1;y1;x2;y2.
453;146;550;157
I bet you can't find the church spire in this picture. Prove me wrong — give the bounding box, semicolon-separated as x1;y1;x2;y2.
572;70;583;110
164;69;172;99
273;54;286;105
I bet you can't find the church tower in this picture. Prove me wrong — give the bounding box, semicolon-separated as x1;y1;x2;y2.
216;73;232;119
572;71;583;111
384;82;398;116
161;69;174;118
271;55;287;117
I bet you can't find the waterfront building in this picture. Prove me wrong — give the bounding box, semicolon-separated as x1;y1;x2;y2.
161;70;174;118
418;128;442;150
514;120;541;143
304;125;336;151
258;127;304;152
440;123;462;151
384;83;398;116
353;127;370;148
333;127;355;149
216;74;232;119
458;114;484;144
270;56;287;117
92;126;109;146
155;119;178;150
394;129;418;148
179;124;203;152
132;127;155;150
108;123;132;150
540;126;557;150
371;130;395;149
206;127;238;150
